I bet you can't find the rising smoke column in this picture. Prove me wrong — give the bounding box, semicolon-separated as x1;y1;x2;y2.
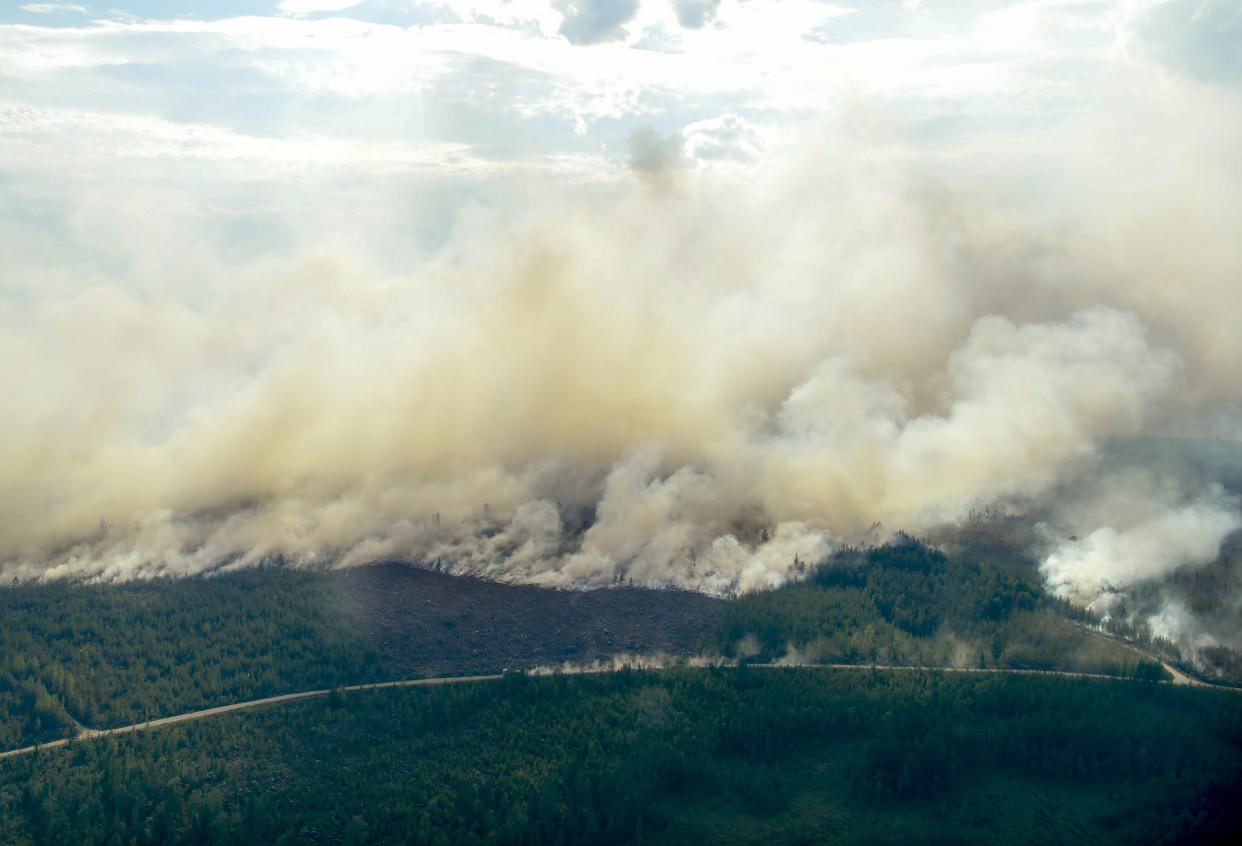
0;181;1194;594
1;1;1241;669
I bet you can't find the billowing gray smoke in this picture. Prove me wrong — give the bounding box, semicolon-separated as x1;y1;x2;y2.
3;170;1238;611
3;8;1242;667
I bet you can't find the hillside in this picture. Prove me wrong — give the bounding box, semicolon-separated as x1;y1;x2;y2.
0;563;722;750
3;544;1240;844
4;538;1214;755
338;563;722;678
709;538;1165;680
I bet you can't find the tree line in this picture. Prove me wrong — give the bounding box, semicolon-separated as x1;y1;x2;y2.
1;667;1238;844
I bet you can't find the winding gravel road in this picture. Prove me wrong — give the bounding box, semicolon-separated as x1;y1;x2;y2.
5;652;1226;761
0;674;501;761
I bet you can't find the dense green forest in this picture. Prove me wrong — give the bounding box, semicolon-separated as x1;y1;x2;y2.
1;543;1235;844
706;537;1161;678
1;668;1238;845
0;539;1178;752
0;569;385;748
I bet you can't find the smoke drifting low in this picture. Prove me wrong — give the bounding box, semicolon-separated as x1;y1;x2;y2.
4;97;1242;662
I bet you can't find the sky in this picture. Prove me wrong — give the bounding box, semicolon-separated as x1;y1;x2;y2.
2;1;1242;651
2;1;1238;273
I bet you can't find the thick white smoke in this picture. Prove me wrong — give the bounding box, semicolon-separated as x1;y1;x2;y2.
0;200;1196;594
1041;489;1242;607
1037;468;1242;654
2;4;1242;624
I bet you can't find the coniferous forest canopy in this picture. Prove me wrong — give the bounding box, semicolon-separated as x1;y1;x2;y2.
0;540;1188;752
2;668;1240;846
2;540;1240;844
5;2;1242;844
707;538;1175;677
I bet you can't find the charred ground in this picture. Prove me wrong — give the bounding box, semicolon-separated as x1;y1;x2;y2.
0;560;724;750
333;562;723;678
3;545;1241;845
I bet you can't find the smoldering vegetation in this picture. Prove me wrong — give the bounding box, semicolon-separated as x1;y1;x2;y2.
3;86;1242;672
0;561;725;750
338;561;722;679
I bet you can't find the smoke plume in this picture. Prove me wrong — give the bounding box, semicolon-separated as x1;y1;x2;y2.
3;163;1233;602
2;4;1242;667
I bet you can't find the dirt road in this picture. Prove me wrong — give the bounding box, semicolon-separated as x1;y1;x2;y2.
2;659;1231;761
0;674;500;761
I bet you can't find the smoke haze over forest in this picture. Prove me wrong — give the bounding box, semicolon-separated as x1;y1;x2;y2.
2;1;1241;657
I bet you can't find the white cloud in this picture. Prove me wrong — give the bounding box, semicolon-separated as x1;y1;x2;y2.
278;0;366;15
553;0;640;45
19;2;87;13
682;113;768;165
673;0;721;30
0;103;498;175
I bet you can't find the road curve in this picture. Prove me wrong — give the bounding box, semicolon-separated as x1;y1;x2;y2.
2;661;1233;762
0;674;501;761
1067;621;1203;686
